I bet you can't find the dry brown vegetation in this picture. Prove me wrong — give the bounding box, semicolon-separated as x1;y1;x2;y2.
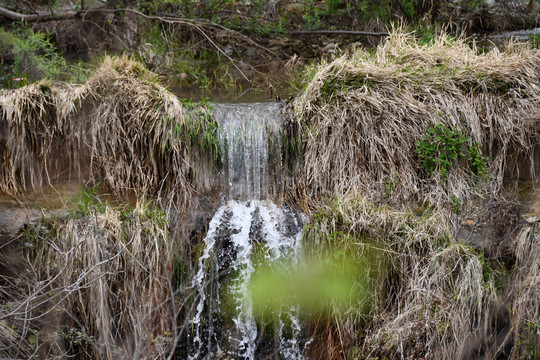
293;31;540;360
509;225;540;359
302;193;540;360
1;31;540;360
0;55;218;207
303;195;497;359
292;31;540;210
0;200;183;358
0;56;218;358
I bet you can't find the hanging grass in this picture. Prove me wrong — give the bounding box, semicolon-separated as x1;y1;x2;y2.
2;30;539;360
509;225;540;359
0;55;219;209
0;55;222;359
0;81;64;196
292;30;540;209
289;32;540;357
302;195;498;359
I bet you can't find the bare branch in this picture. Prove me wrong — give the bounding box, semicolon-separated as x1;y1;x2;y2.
289;30;390;36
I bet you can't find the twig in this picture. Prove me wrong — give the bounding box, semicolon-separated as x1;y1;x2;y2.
289;30;390;36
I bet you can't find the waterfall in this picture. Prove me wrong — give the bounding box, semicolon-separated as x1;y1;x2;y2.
215;103;283;202
188;103;306;359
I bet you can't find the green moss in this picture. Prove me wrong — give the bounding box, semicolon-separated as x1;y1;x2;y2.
180;98;221;161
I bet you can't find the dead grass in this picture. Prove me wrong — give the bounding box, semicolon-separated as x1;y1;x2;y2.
508;225;540;359
292;31;540;359
0;199;183;359
0;81;64;196
2;31;539;360
303;195;497;360
363;242;495;359
292;30;540;209
0;58;218;357
0;55;219;209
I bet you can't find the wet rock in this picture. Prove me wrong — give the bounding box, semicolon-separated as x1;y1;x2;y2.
0;207;42;239
456;217;490;252
281;206;305;237
457;199;521;259
248;207;264;243
245;47;257;58
284;3;305;15
322;42;338;53
214;210;240;277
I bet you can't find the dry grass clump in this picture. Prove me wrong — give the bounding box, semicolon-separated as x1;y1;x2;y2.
0;199;182;359
0;55;219;208
292;32;540;358
0;57;219;357
0;82;66;197
81;55;218;208
362;242;495;360
303;195;497;359
292;31;540;208
509;225;540;359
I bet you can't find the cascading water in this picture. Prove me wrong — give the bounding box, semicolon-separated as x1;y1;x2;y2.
215;103;283;202
188;103;306;359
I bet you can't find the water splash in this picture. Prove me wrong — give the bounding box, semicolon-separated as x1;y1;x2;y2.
188;103;306;359
189;200;305;359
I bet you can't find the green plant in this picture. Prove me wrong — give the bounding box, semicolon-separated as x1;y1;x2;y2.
177;98;221;161
416;124;468;180
302;1;324;31
385;174;400;198
0;26;92;87
529;34;540;49
5;26;66;80
415;26;443;46
74;183;107;217
416;124;488;182
468;142;489;179
326;0;344;14
520;321;540;360
449;194;462;215
400;0;417;19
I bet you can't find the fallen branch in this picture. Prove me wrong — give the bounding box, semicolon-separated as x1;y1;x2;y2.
0;5;84;22
289;30;390;36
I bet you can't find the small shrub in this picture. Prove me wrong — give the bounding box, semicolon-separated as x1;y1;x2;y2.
450;193;462;215
0;26;91;87
416;124;488;182
0;27;66;84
